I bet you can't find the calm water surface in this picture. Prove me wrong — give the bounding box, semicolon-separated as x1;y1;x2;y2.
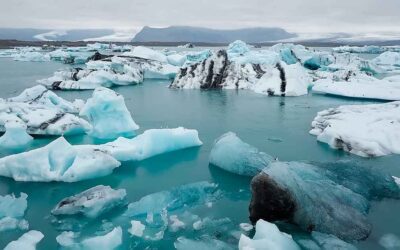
0;56;399;249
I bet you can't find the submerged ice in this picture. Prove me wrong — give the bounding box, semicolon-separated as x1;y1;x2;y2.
52;185;126;218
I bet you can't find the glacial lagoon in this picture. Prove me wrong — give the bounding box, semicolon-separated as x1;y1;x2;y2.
0;52;400;249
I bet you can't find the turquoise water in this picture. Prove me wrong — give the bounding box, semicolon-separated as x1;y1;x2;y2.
0;57;399;249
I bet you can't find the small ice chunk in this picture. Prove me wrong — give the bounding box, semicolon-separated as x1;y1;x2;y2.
4;230;44;250
240;223;254;232
57;227;122;250
0;217;29;232
379;233;400;250
52;185;126;218
238;220;300;250
0;193;28;218
122;46;168;63
209;132;274;176
128;220;146;237
169;215;185;232
0;121;33;150
80;87;139;139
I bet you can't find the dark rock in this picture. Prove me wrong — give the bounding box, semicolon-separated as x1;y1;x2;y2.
249;172;296;224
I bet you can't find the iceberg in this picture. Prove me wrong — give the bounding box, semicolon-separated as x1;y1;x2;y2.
0;217;29;232
312;73;400;101
52;185;126;218
128;220;146;237
80;87;139;139
56;227;122;250
249;161;400;241
0;121;33;150
310;101;400;157
333;45;400;54
227;40;251;56
0;137;121;182
251;62;311;96
209;132;274;176
373;52;400;66
122;46;168;63
4;230;44;250
13;51;50;62
167;53;187;66
0;127;202;181
0;193;29;231
7;85;83;113
238;220;300;250
96;127;202;161
124;181;219;217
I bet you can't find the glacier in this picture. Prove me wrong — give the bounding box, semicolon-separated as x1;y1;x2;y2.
249;161;400;241
79;87;139;139
310;101;400;157
56;227;122;250
238;220;300;250
209;132;274;176
4;230;44;250
52;185;127;218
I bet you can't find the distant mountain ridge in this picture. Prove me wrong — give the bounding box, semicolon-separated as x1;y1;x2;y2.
132;26;296;43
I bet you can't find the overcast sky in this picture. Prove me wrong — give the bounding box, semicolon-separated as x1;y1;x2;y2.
1;0;400;34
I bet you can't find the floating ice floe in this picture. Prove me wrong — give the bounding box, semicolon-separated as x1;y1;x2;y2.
124;181;219;217
0;137;120;182
0;127;202;182
310;101;400;157
122;46;168;63
239;220;300;250
0;193;29;232
56;227;122;250
312;73;400;101
249;161;400;241
13;51;50;62
80;87;139;139
333;45;400;54
94;127;202;161
209;132;274;176
52;185;126;218
128;220;146;237
0;122;33;150
4;230;44;250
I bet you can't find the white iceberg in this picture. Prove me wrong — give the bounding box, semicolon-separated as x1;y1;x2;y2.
167;53;187;66
0;137;121;182
373;52;400;66
52;185;126;218
4;230;44;250
0;127;202;182
310;101;400;157
227;40;250;56
0;121;33;150
252;62;311;96
6;85;83;113
122;46;168;63
238;220;300;250
0;217;29;232
96;127;203;161
13;51;50;62
0;192;28;218
209;132;274;176
80;87;139;139
56;227;122;250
